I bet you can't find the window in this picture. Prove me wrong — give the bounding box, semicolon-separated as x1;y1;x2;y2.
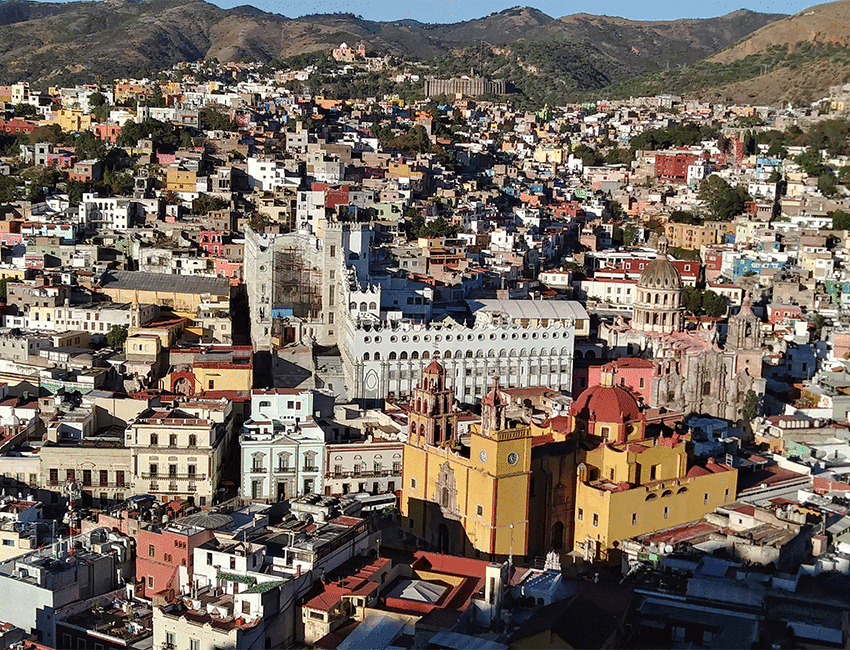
170;434;177;447
649;464;658;481
577;507;583;522
188;435;196;447
116;471;125;487
410;477;416;490
207;552;213;565
592;513;599;527
330;245;336;257
148;576;153;588
150;433;158;446
704;493;709;505
242;601;251;615
190;639;200;650
148;544;155;557
2;539;15;547
631;513;637;526
230;556;236;570
49;468;58;483
208;379;215;390
477;504;483;517
100;470;108;486
664;506;670;519
724;488;730;501
639;377;646;388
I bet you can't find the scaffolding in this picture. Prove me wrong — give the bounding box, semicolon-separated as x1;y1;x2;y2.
273;245;323;320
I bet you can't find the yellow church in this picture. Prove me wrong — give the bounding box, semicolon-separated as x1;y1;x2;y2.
401;361;532;561
569;369;738;562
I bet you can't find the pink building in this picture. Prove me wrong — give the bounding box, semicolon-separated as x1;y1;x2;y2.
587;358;654;405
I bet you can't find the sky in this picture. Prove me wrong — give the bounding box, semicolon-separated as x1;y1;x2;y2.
212;0;818;23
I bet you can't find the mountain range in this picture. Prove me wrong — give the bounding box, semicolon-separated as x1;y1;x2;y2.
0;0;848;105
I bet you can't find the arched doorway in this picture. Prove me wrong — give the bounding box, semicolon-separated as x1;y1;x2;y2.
438;523;450;554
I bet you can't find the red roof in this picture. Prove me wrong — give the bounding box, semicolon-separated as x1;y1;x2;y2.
424;359;444;374
570;384;642;423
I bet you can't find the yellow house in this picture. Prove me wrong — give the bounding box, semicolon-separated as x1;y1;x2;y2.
165;166;198;192
401;363;533;561
160;360;252;395
570;371;737;562
48;108;93;132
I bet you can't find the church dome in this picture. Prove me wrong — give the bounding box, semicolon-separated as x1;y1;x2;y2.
637;235;682;291
570;384;642;424
637;256;682;290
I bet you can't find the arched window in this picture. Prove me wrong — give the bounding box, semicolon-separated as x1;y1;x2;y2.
662;490;673;498
444;351;452;359
552;521;564;550
369;301;377;310
374;352;381;360
389;351;397;360
645;493;657;501
465;350;473;358
702;381;711;396
423;351;430;359
363;352;370;361
359;302;367;312
400;351;408;360
411;351;419;360
349;302;356;310
416;398;422;412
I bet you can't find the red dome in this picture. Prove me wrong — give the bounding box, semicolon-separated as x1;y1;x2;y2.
424;359;444;374
570;384;642;423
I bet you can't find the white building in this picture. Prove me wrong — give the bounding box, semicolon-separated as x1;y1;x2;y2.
343;298;589;404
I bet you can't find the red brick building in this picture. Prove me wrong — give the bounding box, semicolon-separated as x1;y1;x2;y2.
654;150;705;183
136;523;214;599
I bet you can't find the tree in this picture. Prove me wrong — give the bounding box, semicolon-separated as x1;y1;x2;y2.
66;179;85;206
0;277;10;302
669;210;703;225
812;313;828;341
701;290;727;317
623;224;639;246
200;105;237;131
12;103;37;118
831;210;850;230
106;325;128;349
192;194;230;215
75;131;107;161
741;389;759;420
29;124;65;145
698;175;748;221
818;172;839;197
795;149;825;177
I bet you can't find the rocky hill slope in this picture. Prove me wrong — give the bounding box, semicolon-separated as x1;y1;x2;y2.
0;0;782;91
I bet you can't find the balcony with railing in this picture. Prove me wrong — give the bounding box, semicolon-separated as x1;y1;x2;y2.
274;466;296;474
141;472;206;481
328;469;398;479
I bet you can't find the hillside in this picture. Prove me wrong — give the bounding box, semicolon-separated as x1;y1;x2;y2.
605;1;850;105
0;0;782;93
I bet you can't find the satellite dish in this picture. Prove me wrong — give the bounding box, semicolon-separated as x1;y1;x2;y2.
664;544;674;554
